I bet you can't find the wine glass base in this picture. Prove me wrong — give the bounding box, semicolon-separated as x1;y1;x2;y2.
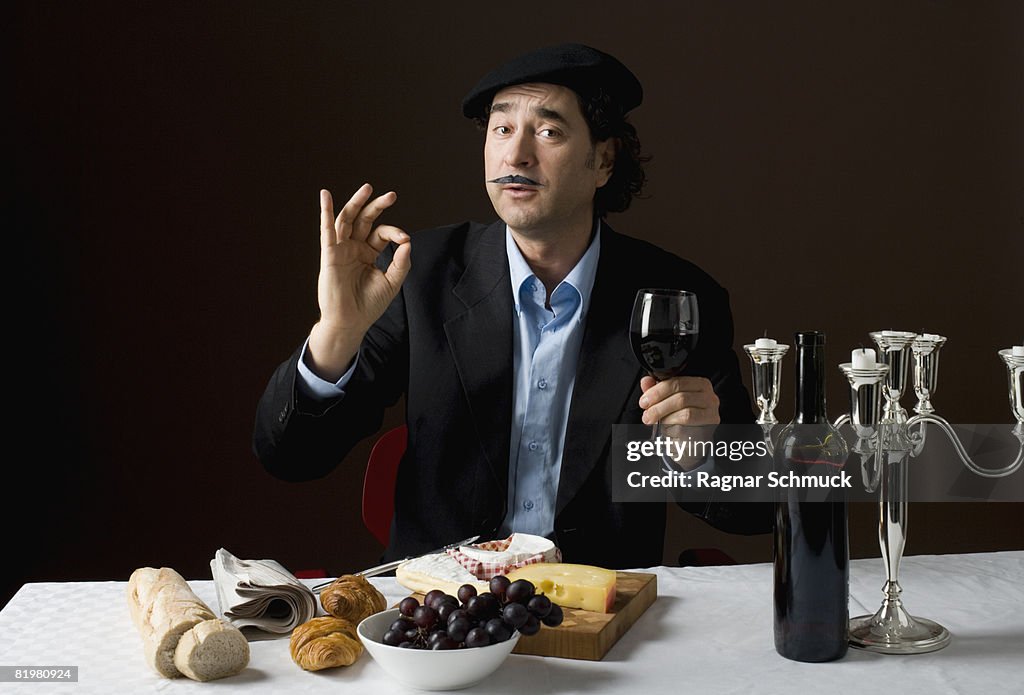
849;613;951;654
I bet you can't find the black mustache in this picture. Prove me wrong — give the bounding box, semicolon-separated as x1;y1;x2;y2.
488;175;543;186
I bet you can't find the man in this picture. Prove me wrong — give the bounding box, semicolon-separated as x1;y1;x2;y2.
254;44;769;569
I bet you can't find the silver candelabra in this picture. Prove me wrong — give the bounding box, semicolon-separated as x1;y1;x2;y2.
745;332;1024;655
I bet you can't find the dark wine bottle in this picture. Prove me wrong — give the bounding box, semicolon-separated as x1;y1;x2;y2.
773;331;850;662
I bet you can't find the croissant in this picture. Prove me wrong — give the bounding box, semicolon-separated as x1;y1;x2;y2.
289;616;363;671
320;574;387;623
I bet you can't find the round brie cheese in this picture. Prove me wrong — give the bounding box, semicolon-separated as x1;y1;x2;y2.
394;533;559;596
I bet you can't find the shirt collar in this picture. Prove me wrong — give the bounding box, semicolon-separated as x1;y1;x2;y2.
506;220;602;321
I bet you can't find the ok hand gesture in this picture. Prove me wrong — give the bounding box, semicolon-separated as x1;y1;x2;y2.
307;184;411;380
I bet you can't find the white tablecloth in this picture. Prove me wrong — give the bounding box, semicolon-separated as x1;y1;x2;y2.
1;551;1021;694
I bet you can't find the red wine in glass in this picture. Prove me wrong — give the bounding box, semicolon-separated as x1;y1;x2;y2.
630;289;699;380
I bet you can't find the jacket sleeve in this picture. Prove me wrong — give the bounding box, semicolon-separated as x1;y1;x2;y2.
252;249;410;482
692;282;755;425
677;281;774;535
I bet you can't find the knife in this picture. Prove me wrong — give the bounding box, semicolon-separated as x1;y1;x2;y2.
311;535;481;594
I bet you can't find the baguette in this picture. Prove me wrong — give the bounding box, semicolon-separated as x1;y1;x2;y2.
174;618;251;682
127;567;249;681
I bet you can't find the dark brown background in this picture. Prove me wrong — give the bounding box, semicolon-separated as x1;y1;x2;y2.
7;1;1022;607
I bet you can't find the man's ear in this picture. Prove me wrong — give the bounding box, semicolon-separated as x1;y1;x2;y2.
595;138;617;187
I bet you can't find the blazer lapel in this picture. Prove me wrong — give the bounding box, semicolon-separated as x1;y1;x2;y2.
556;226;643;517
443;221;514;495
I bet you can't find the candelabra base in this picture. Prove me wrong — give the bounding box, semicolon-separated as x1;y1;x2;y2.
849;603;951;654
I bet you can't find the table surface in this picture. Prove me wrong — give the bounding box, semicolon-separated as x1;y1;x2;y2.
1;551;1021;694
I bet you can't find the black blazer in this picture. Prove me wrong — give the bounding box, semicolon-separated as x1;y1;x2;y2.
254;221;770;568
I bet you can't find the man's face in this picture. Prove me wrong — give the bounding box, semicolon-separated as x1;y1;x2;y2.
484;83;614;237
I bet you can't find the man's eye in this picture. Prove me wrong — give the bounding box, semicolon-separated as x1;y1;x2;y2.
539;128;560;138
493;125;511;135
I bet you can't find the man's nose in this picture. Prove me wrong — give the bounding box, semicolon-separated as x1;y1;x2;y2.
503;130;535;169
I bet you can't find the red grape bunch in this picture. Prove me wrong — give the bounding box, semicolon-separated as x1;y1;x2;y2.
382;575;564;650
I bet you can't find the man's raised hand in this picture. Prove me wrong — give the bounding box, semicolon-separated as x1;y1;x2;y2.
307;184;411;380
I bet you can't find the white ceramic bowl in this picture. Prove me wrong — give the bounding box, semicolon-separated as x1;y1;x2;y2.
357;608;521;691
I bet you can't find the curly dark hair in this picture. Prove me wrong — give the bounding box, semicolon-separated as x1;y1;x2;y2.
474;87;649;218
576;88;649;217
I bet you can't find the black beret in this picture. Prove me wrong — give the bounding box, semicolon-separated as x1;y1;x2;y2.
461;43;643;120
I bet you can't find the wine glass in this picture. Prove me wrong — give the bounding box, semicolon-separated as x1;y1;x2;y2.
630;289;699;468
630;289;699;381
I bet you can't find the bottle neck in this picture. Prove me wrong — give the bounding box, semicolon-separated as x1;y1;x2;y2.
795;342;828;424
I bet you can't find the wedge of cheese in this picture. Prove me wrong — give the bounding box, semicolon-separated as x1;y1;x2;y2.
395;553;488;597
505;563;617;613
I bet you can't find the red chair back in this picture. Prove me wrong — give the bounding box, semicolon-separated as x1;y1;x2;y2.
361;424;407;547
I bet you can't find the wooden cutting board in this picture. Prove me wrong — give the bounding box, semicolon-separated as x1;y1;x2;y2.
511;571;657;661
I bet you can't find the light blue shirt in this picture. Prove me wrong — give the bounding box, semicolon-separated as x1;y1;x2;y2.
297;341;359;400
500;226;600;537
296;224;603;538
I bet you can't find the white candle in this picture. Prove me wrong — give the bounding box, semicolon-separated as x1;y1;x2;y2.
921;333;942;341
852;348;876;369
755;338;778;350
1014;345;1024;357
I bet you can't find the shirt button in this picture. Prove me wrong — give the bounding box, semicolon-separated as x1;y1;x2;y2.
528;441;539;452
523;500;535;510
537;378;547;390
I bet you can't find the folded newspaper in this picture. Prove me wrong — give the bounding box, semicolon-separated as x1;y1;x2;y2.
211;547;317;634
